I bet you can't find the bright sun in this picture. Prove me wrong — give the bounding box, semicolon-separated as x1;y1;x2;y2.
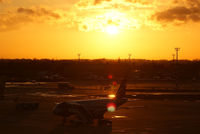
106;25;119;35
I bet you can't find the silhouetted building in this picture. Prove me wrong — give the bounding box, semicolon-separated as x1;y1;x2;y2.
0;77;5;100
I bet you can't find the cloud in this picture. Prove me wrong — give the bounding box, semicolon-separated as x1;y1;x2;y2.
0;0;9;3
0;14;31;32
93;0;152;5
3;0;199;32
94;0;111;4
0;0;158;32
70;0;155;32
0;7;62;31
17;7;60;19
152;0;200;24
186;0;200;7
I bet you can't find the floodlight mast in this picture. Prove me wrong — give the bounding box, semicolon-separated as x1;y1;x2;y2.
78;53;81;61
172;54;175;61
175;48;180;62
128;54;131;62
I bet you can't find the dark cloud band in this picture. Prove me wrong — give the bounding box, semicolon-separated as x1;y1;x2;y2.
153;0;200;23
17;7;60;19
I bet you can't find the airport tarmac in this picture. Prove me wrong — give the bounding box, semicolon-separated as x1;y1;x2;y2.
1;95;200;134
1;82;200;134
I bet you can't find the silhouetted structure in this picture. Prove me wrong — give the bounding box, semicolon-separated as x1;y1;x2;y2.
0;59;199;83
172;54;175;61
0;77;5;100
175;48;180;62
128;54;131;62
78;53;81;61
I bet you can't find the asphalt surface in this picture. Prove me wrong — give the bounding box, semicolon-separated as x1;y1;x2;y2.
1;83;200;134
1;98;200;134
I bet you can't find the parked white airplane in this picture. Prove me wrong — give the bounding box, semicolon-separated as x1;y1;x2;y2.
53;78;127;125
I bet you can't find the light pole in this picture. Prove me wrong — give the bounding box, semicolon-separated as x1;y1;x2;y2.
175;48;180;62
172;54;175;62
128;54;131;62
78;53;81;61
174;48;180;89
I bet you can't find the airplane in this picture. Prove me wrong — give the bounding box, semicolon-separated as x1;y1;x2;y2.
52;78;127;126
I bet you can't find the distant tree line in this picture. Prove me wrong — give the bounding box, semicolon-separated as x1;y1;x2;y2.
0;59;199;82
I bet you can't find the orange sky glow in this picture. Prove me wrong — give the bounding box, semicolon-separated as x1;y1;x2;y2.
0;0;200;60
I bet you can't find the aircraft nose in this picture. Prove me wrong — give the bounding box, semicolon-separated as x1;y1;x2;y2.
52;102;71;116
52;104;61;115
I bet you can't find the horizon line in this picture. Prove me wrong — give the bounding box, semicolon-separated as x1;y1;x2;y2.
0;58;199;61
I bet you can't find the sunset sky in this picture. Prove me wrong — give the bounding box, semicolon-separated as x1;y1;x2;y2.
0;0;200;60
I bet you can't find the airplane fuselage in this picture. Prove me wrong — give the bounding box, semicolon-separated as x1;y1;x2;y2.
72;98;127;119
74;98;114;118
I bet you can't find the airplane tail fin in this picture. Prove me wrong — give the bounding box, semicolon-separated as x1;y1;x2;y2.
116;78;127;100
115;67;130;106
114;78;127;107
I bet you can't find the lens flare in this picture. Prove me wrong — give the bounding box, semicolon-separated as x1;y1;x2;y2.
108;74;113;79
107;102;116;112
112;81;117;86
